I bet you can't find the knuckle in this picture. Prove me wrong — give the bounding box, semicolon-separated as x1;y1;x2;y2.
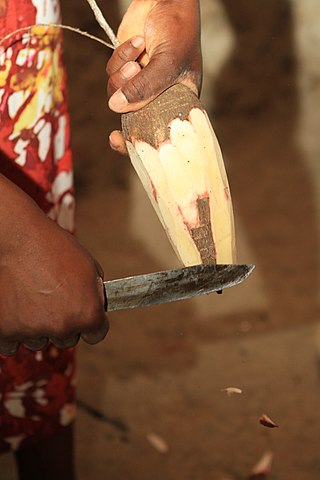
107;39;142;77
81;317;109;346
116;45;131;64
82;303;105;331
125;76;149;103
0;341;19;357
23;337;49;352
51;334;80;350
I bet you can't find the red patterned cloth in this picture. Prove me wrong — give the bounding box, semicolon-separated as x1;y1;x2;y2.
0;0;76;453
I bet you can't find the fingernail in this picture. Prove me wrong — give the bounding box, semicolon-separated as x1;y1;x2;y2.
109;90;128;112
109;132;120;151
120;61;138;79
131;36;144;49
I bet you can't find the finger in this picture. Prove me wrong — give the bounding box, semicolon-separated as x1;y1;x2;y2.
23;337;49;352
81;315;109;345
106;36;145;76
109;130;128;156
108;53;176;113
0;340;19;357
107;61;141;98
108;52;201;114
50;334;81;350
97;274;108;312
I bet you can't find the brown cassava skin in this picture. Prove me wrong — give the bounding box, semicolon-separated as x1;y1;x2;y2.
121;84;216;265
122;84;202;148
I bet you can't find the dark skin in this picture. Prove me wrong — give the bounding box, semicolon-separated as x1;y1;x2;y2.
0;174;109;356
1;1;202;478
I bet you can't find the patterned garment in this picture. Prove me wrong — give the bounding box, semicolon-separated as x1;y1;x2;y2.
0;0;76;453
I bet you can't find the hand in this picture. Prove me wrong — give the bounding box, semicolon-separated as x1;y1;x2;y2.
106;0;202;154
0;176;109;356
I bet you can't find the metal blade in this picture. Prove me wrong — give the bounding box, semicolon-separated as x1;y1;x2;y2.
104;264;255;312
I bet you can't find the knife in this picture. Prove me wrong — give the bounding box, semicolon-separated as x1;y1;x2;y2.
104;264;255;312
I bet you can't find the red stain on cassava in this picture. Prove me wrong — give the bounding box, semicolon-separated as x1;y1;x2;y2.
177;193;210;230
150;179;158;203
177;204;199;230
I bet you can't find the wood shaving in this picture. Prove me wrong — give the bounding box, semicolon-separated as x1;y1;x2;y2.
249;451;274;478
221;387;243;396
259;413;279;428
146;433;169;454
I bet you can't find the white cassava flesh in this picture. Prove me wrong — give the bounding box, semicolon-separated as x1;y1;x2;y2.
122;84;236;266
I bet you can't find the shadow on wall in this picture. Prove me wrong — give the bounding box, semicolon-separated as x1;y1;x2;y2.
211;0;319;326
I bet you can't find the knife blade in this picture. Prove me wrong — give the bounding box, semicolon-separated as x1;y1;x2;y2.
104;264;255;312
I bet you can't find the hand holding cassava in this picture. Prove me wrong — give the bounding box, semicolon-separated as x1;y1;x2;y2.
106;0;202;153
0;176;109;356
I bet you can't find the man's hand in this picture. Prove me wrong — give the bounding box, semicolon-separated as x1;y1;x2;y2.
106;0;202;154
0;175;109;356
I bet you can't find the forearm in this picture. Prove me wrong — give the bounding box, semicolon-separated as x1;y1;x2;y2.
0;173;46;253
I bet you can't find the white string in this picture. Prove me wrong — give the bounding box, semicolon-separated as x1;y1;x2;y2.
0;24;115;50
85;0;120;47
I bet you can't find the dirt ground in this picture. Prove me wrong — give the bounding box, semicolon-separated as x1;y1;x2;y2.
2;1;320;479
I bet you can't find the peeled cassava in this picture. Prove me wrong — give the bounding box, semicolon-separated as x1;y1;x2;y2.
122;84;236;266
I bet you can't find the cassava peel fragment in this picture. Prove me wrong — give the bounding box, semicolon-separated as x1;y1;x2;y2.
259;414;279;429
122;84;236;266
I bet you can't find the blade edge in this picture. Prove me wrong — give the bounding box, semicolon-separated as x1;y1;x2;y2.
104;264;255;312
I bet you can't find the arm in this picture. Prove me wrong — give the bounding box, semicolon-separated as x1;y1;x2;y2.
0;174;108;356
